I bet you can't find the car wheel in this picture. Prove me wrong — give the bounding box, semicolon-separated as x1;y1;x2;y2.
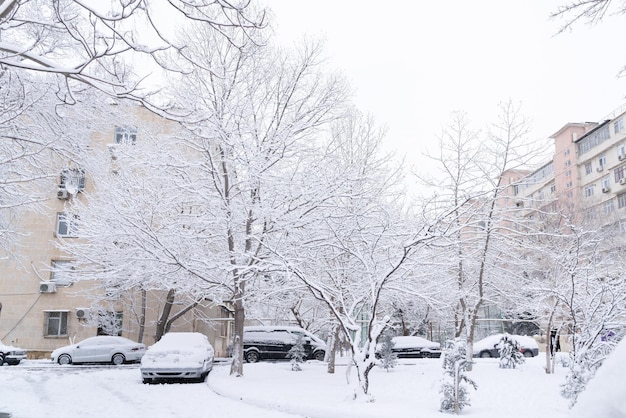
112;353;125;365
523;350;534;358
314;351;326;362
245;351;260;363
0;353;5;365
58;354;72;365
142;378;152;384
479;351;491;358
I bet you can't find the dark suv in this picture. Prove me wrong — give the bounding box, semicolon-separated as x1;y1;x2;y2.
242;326;327;363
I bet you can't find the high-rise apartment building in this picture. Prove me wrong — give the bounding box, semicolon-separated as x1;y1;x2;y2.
508;105;626;224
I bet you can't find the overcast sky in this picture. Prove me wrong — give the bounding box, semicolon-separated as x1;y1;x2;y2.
263;1;626;171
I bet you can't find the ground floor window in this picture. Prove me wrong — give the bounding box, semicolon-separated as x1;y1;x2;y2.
45;311;68;337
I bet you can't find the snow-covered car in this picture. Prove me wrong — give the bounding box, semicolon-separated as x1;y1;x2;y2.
377;336;442;359
51;336;146;365
473;334;539;358
242;326;327;363
140;332;214;384
0;339;28;366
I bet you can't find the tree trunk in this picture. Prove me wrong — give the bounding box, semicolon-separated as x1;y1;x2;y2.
327;323;340;374
155;288;176;342
137;288;147;343
229;293;245;376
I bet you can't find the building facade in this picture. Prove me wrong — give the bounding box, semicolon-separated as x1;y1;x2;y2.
0;105;233;358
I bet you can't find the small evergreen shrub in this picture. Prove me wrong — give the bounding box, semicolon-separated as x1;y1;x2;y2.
288;334;306;371
378;333;397;372
498;334;525;369
439;338;477;414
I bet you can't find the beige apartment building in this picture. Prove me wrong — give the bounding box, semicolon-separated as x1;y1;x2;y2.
0;105;233;358
506;105;626;224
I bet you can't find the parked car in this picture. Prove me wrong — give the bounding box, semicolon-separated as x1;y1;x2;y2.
473;334;539;358
243;326;327;363
51;336;146;365
140;332;214;384
0;339;28;366
376;336;442;359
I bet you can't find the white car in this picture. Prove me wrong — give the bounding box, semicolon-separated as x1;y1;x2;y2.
0;339;28;366
51;336;146;365
376;336;442;358
473;334;539;358
140;332;214;384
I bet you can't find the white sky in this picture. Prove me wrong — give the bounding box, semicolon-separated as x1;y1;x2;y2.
263;0;626;170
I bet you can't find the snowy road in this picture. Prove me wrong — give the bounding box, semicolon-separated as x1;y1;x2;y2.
0;361;300;418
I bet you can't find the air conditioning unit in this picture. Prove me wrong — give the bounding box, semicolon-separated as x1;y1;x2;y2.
39;282;57;293
621;178;626;185
602;187;610;193
75;308;90;319
597;166;604;172
619;154;626;161
57;187;69;200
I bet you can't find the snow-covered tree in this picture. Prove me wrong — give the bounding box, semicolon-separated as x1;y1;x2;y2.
166;27;348;377
0;0;266;102
418;101;545;370
378;332;397;372
266;110;452;400
498;334;524;369
439;338;477;414
288;334;305;371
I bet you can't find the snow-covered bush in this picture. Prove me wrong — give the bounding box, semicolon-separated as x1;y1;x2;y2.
288;335;306;371
562;333;620;406
498;334;524;369
378;333;397;372
439;338;477;414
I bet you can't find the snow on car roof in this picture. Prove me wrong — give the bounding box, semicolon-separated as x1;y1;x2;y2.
391;336;440;349
156;332;210;348
473;334;539;351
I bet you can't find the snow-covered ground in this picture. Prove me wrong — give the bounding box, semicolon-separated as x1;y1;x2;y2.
0;354;580;418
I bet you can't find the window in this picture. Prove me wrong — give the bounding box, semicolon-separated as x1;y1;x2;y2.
564;149;570;156
618;193;626;209
564;159;571;167
615;164;626;182
566;181;573;189
550;183;556;193
601;176;611;190
565;169;571;177
59;168;85;193
578;124;610;155
615;118;624;134
619;144;626;160
585;162;593;175
56;212;78;237
114;126;137;144
50;260;74;286
599;155;607;167
584;185;594;197
220;307;231;338
45;311;68;337
97;311;123;336
603;200;615;214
